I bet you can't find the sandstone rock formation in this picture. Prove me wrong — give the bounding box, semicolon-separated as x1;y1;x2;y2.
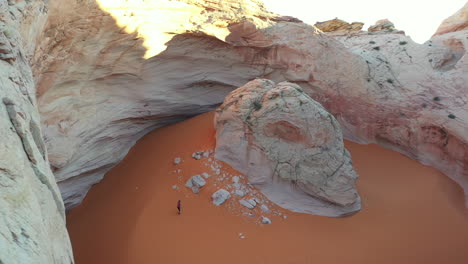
33;0;277;208
433;3;468;36
0;0;466;261
30;0;468;211
314;18;364;32
326;22;468;205
0;0;73;263
214;79;360;217
367;19;396;33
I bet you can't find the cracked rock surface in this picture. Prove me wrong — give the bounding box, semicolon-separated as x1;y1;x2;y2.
214;79;360;217
0;0;73;263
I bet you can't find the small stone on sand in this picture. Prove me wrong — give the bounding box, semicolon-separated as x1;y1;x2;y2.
192;152;202;160
260;204;270;213
261;216;272;224
234;190;246;197
185;175;206;193
212;189;230;206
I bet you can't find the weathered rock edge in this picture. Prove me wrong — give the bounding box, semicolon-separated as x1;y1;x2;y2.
214;79;361;217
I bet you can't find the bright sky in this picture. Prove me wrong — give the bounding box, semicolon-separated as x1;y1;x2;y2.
262;0;466;43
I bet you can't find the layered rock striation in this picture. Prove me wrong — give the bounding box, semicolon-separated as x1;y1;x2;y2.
33;0;468;210
33;0;277;208
0;0;73;263
314;18;364;33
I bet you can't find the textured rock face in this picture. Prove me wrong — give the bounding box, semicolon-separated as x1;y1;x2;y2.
214;79;360;217
368;19;396;32
0;0;465;261
324;23;468;205
29;0;468;211
0;1;73;263
33;0;276;208
314;18;364;32
433;3;468;36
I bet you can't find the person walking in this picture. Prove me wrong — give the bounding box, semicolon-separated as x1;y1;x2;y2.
177;200;181;215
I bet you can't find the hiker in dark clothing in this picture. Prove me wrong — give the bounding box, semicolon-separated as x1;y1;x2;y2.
177;200;181;215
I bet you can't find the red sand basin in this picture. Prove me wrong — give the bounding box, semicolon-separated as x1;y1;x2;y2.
67;111;468;264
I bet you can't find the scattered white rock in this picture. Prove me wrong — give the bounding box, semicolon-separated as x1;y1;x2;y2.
172;185;179;190
185;175;206;188
214;79;361;216
174;157;181;165
212;189;231;206
232;176;240;183
192;152;203;160
235;190;246;197
192;175;206;187
260;204;270;213
261;216;272;224
202;172;210;179
248;199;257;207
240;236;245;239
239;199;256;209
185;175;206;193
191;186;200;194
283;215;287;219
203;151;210;158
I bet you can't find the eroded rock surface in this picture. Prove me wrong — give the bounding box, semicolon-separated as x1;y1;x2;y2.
0;1;73;263
314;18;364;32
25;0;468;211
433;3;468;36
33;0;276;208
325;22;468;205
368;19;397;33
214;79;360;217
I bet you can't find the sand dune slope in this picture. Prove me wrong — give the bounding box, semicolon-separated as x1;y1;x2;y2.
67;112;468;264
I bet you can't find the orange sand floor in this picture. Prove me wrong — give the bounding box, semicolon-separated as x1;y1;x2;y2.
67;112;468;264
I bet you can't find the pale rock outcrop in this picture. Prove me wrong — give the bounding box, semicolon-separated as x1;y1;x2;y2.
433;3;468;36
314;18;364;32
0;0;464;261
28;0;468;211
324;20;468;205
368;19;397;32
214;80;360;217
33;0;276;208
36;0;373;208
0;0;73;263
